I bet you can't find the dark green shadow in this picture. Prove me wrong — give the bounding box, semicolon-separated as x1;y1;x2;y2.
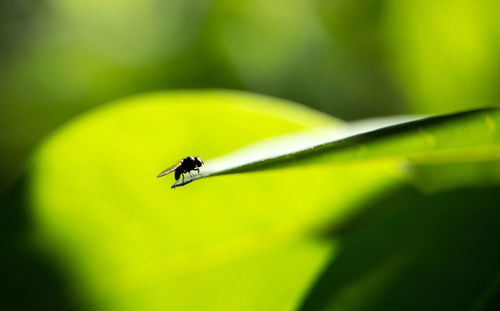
0;177;82;310
299;185;500;311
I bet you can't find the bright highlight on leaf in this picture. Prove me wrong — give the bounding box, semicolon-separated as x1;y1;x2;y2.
172;107;500;189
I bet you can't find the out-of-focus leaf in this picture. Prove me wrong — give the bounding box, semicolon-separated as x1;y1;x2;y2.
29;91;500;311
173;107;500;188
29;91;403;311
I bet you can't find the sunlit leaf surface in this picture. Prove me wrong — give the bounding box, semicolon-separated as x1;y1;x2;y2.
29;91;500;310
30;91;401;311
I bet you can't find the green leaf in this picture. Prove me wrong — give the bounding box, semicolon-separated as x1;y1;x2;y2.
28;91;500;311
30;91;401;311
172;107;500;188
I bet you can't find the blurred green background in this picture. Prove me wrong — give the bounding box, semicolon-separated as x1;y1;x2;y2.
2;0;500;310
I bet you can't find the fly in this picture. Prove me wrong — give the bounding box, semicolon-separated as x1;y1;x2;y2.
157;156;204;187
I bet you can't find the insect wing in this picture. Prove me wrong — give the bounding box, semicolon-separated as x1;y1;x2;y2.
157;162;182;178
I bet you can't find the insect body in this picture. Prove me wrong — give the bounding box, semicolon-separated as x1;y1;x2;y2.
157;156;204;182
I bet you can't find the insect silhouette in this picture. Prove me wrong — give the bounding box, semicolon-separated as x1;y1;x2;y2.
157;156;204;186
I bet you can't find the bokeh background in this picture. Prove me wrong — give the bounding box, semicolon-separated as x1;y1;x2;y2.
2;0;500;189
2;1;500;310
